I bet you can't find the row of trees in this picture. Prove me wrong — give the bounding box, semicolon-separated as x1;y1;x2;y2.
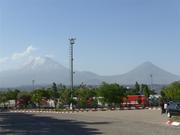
0;82;153;109
126;82;156;97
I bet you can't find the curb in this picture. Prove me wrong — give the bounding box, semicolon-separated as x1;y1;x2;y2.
166;120;180;126
148;107;161;110
9;107;157;114
9;110;74;114
9;109;100;114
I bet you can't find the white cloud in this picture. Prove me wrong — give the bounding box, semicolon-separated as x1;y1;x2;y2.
0;45;57;71
34;57;45;65
45;54;54;58
12;46;37;60
0;57;9;64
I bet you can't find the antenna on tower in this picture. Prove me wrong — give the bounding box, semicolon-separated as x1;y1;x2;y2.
32;80;35;91
68;37;76;110
150;74;153;90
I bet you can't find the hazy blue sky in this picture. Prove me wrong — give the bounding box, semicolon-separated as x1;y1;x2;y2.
0;0;180;75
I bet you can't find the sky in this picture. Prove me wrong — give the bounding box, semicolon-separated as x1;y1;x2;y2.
0;0;180;76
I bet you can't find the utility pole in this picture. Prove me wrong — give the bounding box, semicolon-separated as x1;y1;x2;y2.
32;80;35;91
69;38;76;110
150;74;153;91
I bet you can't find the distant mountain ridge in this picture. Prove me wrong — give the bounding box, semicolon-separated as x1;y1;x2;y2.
0;57;179;88
102;62;180;84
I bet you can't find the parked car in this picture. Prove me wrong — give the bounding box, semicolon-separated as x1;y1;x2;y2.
0;107;8;112
167;102;180;118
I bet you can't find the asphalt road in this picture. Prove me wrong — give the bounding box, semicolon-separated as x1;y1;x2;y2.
0;110;180;135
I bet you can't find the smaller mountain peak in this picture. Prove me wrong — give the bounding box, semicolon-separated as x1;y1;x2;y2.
142;61;153;65
133;61;158;71
138;61;156;68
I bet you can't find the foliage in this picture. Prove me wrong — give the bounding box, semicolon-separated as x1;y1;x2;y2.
0;82;158;109
125;82;141;95
31;89;48;108
52;82;58;99
17;91;32;108
75;87;97;108
134;82;141;94
59;89;71;107
97;82;125;107
126;83;152;97
161;81;180;101
141;84;150;98
52;82;60;108
6;89;20;100
0;91;8;106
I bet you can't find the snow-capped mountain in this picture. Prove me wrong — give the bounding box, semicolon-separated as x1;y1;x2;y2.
21;57;67;71
0;58;179;88
0;57;101;87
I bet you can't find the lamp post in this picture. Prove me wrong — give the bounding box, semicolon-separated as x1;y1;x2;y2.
150;74;153;90
32;80;35;91
69;38;76;110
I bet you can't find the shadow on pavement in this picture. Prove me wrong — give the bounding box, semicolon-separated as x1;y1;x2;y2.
0;112;104;135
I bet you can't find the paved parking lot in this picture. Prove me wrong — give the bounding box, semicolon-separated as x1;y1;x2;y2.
0;109;180;135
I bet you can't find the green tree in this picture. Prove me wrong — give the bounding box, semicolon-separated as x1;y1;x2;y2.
135;82;141;94
160;90;167;101
59;89;71;108
97;82;125;108
0;91;8;107
58;83;66;91
75;87;97;108
52;82;58;98
6;89;20;100
127;82;141;95
31;89;48;108
52;82;59;108
17;91;32;108
161;81;180;101
141;84;150;98
46;88;54;99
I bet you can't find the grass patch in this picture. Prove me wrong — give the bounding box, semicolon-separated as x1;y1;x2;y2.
172;116;180;122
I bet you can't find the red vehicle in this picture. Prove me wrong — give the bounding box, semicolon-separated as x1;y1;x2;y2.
122;95;148;109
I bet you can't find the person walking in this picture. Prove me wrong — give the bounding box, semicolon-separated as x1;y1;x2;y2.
160;101;165;114
164;102;168;113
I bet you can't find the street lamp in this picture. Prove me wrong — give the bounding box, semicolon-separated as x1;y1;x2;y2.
69;38;76;110
32;80;35;91
150;74;153;90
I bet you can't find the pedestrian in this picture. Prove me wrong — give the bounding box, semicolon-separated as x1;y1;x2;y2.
160;101;165;114
164;102;167;113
